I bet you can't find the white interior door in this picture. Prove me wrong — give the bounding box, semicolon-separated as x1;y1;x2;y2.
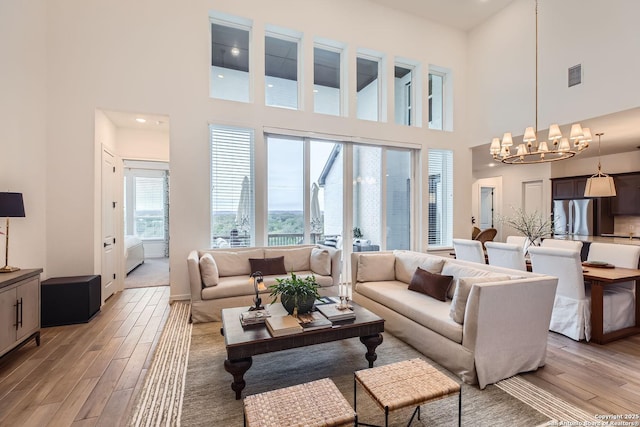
102;148;116;302
523;180;544;215
479;187;494;229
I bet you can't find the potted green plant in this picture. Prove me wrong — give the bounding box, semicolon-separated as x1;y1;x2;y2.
353;227;363;239
269;272;320;316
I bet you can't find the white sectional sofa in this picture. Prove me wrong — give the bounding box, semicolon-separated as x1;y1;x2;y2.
188;245;341;323
351;250;558;389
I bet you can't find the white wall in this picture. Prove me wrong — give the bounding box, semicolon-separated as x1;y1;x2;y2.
474;162;552;239
0;1;47;274
116;128;170;162
8;0;472;302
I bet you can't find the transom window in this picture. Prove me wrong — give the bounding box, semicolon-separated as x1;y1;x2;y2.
265;32;300;109
210;17;251;102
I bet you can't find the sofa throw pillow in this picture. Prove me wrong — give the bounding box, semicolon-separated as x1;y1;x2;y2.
408;267;453;302
200;253;219;287
310;248;332;276
356;253;396;282
441;263;507;299
208;248;264;277
323;237;338;248
449;275;511;324
249;256;287;276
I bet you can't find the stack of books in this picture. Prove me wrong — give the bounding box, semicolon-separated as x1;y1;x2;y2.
239;309;271;327
314;296;335;305
316;304;356;322
266;315;303;337
296;311;333;331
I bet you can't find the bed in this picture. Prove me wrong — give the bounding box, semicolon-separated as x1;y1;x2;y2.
125;235;145;274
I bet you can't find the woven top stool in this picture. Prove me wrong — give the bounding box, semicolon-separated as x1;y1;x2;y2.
243;378;356;427
354;358;461;427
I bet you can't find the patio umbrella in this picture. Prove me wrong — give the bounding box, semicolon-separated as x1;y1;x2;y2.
236;176;251;233
310;182;322;233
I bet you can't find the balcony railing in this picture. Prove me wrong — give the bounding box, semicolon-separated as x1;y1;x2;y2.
211;232;325;248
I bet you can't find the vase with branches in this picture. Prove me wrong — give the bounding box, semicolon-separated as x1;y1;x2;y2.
497;207;554;250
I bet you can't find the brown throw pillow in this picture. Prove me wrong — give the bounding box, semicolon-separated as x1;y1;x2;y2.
408;267;453;302
249;256;287;276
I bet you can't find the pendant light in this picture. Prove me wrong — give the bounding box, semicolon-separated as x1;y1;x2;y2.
584;133;616;197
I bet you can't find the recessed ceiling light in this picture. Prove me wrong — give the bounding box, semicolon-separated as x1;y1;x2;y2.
217;74;224;79
135;118;146;123
231;47;240;56
313;89;319;93
267;84;274;88
488;163;496;167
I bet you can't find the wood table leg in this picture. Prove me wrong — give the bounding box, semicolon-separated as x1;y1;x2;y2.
224;357;253;400
590;281;604;344
635;279;640;329
360;333;383;368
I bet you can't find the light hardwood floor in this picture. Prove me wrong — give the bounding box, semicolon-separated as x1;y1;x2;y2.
2;285;640;426
0;286;170;427
526;331;640;416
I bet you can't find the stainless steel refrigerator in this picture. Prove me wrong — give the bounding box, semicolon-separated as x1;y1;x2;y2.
553;199;594;236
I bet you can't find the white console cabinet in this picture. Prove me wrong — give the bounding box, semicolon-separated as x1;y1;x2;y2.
0;269;42;358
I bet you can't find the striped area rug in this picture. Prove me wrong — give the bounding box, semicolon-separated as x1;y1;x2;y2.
129;301;192;427
496;375;599;425
130;302;594;426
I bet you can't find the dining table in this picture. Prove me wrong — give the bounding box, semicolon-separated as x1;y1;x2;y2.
582;266;640;344
522;259;640;344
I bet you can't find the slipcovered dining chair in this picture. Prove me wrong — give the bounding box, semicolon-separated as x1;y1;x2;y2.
505;235;539;254
540;239;583;252
587;243;640;291
485;242;527;271
528;246;635;341
452;238;485;264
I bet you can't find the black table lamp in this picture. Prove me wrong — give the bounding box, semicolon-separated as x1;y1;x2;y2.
249;271;265;311
0;192;25;273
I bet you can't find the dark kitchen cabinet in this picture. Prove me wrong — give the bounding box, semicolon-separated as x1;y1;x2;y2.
551;176;588;200
611;173;640;215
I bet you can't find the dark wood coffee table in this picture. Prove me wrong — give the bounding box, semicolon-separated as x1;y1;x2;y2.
221;302;385;399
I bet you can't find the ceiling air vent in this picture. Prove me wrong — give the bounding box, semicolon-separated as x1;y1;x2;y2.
568;64;582;87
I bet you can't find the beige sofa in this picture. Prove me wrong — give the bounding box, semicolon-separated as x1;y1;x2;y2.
188;245;341;323
351;250;558;389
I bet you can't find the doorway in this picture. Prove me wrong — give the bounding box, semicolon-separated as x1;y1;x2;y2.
473;176;503;241
101;147;117;302
123;160;170;289
479;186;494;229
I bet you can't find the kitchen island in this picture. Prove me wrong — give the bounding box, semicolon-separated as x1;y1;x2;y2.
551;235;640;246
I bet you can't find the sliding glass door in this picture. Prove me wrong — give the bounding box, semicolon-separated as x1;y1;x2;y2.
263;135;416;252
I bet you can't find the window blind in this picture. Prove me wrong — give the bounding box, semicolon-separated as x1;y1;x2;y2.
210;125;255;247
428;149;453;248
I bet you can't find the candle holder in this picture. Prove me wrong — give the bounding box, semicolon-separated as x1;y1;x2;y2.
337;283;352;310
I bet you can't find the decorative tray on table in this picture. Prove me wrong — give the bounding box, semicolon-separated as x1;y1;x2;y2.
582;261;615;268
